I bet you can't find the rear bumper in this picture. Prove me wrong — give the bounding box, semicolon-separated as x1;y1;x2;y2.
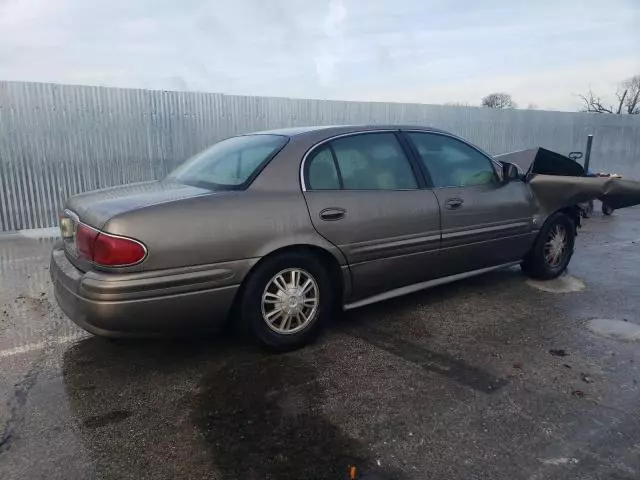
50;245;247;337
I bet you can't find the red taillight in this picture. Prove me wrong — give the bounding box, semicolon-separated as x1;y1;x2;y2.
76;224;146;266
76;224;99;260
93;233;146;266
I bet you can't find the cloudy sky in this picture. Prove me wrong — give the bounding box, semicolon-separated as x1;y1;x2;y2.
0;0;638;111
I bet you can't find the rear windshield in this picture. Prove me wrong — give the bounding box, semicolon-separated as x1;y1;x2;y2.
167;134;288;190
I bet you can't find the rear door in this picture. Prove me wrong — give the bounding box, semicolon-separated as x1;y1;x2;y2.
404;131;536;276
301;131;442;301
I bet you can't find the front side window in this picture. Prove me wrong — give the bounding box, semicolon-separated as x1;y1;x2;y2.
167;134;288;189
408;132;497;188
306;133;417;191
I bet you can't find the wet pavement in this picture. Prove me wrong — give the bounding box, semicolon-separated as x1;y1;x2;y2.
1;208;640;480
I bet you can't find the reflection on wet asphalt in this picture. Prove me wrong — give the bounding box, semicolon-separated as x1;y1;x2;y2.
2;208;640;480
192;354;401;479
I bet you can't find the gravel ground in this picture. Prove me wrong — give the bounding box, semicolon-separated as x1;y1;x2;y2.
1;207;639;480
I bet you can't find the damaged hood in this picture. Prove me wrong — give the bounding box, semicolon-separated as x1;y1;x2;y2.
495;147;585;176
529;175;640;213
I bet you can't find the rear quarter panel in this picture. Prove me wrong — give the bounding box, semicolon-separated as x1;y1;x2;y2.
101;190;346;273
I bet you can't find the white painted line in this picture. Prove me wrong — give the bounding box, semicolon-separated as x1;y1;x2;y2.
0;334;85;359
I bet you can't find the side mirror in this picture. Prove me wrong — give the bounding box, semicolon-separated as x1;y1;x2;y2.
501;162;520;183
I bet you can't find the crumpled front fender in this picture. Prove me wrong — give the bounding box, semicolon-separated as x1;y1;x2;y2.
529;175;640;213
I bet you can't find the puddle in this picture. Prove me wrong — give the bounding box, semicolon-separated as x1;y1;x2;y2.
191;354;402;479
586;319;640;342
526;274;585;293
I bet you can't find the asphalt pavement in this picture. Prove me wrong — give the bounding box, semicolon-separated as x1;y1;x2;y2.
1;207;640;480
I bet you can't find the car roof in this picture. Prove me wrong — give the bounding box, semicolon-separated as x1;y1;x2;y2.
251;124;452;137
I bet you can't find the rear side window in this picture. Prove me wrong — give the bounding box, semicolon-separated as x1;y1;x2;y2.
408;132;497;188
167;134;288;190
306;133;417;190
306;147;341;190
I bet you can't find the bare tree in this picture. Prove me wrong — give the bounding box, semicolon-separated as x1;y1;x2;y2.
481;93;516;109
579;74;640;114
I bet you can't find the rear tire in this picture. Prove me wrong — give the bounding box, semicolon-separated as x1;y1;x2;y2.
238;252;333;351
602;202;614;216
521;212;575;280
579;200;593;218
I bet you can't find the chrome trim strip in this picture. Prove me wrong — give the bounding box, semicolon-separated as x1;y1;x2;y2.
299;129;398;192
441;221;531;240
350;233;441;255
88;227;149;268
63;209;80;222
343;261;519;310
401;129;496;164
64;213;149;268
80;267;235;297
439;232;535;253
401;129;500;185
299;127;501;191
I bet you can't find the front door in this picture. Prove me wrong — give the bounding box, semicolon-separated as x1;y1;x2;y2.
301;131;442;301
404;131;536;276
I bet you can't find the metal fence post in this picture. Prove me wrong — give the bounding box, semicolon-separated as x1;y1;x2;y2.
584;134;594;174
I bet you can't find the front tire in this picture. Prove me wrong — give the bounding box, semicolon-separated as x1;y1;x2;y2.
238;252;333;350
521;212;575;280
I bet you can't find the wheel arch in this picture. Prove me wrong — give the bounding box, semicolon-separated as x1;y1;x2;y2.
555;205;581;235
232;244;350;318
522;208;576;280
536;205;580;238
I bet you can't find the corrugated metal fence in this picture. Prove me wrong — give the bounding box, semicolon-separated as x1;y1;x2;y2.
1;80;639;232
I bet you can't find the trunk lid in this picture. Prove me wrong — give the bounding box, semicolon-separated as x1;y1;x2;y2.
65;181;211;229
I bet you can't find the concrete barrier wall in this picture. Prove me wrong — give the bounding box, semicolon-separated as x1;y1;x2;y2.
1;80;639;231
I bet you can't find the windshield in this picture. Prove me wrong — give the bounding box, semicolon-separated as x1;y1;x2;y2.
167;134;288;189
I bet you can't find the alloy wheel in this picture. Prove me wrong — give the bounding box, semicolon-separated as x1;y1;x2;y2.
544;224;568;268
261;268;319;334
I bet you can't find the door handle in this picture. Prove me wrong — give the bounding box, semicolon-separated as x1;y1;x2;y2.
319;207;346;221
445;198;464;210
